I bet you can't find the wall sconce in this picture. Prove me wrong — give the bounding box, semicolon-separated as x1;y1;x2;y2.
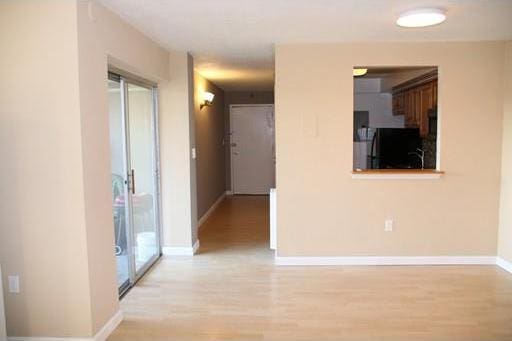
200;91;215;109
353;68;368;77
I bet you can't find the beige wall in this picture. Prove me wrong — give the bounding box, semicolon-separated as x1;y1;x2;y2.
498;42;512;264
79;0;201;261
224;91;274;190
0;0;177;337
194;73;227;218
76;0;170;334
160;52;198;247
0;1;93;337
275;42;505;257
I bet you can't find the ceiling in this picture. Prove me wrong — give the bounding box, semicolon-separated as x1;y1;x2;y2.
97;0;512;91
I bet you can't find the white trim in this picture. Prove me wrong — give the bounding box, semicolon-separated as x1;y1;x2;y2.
198;192;226;229
162;239;200;256
351;173;443;180
497;257;512;274
93;310;123;341
225;190;233;196
7;336;95;341
0;266;6;341
275;256;497;266
7;310;123;341
269;188;277;250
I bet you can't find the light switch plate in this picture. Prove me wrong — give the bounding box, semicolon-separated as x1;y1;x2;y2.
8;275;19;293
384;220;394;232
191;148;196;159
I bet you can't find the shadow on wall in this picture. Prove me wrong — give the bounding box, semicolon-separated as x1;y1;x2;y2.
194;72;227;219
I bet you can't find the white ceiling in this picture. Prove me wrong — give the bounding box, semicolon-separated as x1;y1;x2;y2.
97;0;512;91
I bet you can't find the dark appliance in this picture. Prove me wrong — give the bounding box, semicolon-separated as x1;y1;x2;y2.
369;128;422;169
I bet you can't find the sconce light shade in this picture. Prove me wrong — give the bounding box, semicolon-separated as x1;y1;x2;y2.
353;68;368;77
203;91;215;102
200;91;215;109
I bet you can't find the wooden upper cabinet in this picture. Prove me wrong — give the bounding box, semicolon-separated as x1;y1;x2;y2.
391;70;438;137
419;83;433;137
432;79;438;106
392;92;405;116
404;89;415;127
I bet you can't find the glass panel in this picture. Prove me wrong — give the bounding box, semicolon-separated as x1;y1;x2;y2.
126;83;159;273
108;78;130;292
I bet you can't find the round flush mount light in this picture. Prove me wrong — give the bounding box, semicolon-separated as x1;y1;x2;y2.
353;68;368;77
396;8;446;28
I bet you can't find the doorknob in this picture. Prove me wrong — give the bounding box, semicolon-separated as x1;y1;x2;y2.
131;169;135;194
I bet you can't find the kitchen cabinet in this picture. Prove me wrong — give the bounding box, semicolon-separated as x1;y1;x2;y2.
419;83;433;137
392;71;437;137
392;91;405;116
432;79;438;105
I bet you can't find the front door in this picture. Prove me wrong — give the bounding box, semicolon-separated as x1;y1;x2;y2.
230;105;275;195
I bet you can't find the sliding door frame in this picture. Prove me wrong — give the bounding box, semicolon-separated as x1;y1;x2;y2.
108;71;162;297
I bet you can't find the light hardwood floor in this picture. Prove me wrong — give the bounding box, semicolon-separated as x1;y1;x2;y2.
109;195;512;341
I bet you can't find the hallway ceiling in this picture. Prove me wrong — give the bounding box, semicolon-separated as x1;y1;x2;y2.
97;0;512;91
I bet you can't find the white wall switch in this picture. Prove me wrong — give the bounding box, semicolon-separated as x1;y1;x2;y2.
8;275;19;294
384;220;394;232
191;147;196;159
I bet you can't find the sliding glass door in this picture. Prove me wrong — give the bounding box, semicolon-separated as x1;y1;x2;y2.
108;77;131;293
108;73;161;296
126;82;160;274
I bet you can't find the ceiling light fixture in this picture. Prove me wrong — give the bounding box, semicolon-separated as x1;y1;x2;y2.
396;8;446;28
353;68;368;77
200;91;215;109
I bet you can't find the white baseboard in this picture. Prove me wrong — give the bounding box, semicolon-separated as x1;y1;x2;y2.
7;336;91;341
269;188;277;250
497;257;512;274
225;190;233;196
93;310;123;341
198;192;226;229
0;266;6;341
275;256;497;266
162;239;200;256
8;310;123;341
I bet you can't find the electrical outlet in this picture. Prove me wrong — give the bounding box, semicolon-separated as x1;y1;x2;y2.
384;219;394;232
8;275;20;293
191;148;196;159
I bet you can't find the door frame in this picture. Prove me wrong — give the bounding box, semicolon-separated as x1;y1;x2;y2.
108;71;162;297
229;104;275;195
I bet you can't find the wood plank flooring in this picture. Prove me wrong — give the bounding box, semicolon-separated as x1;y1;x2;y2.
108;195;512;341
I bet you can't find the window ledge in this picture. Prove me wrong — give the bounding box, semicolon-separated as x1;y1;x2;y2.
351;169;444;180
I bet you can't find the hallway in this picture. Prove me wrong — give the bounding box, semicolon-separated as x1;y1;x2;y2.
109;195;512;341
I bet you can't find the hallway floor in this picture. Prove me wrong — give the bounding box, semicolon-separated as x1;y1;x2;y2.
109;195;512;341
